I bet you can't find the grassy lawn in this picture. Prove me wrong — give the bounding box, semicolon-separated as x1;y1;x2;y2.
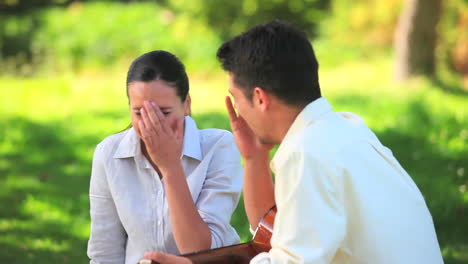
0;53;467;263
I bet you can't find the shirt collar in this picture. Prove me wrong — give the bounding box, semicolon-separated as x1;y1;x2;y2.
271;97;333;170
113;116;202;161
182;115;202;161
113;127;140;159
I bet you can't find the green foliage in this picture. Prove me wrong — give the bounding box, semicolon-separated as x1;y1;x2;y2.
0;2;222;74
0;0;331;75
320;0;467;92
320;0;402;50
435;0;468;91
161;0;329;39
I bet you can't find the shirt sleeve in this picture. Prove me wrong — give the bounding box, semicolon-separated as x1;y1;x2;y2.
251;151;346;264
195;132;243;248
87;143;127;264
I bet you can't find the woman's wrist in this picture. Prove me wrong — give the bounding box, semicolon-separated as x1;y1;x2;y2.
159;162;185;183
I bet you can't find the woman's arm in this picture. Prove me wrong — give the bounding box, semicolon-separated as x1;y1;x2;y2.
88;143;127;264
139;101;212;253
161;163;213;253
147;128;265;261
193;132;243;248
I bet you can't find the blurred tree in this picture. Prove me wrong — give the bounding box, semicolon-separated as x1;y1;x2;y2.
450;3;468;90
159;0;330;38
0;0;152;13
0;0;74;13
394;0;443;80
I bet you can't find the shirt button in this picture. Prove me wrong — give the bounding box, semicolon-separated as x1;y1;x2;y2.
158;221;161;225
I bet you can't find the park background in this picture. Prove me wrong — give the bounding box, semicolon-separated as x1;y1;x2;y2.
0;0;467;263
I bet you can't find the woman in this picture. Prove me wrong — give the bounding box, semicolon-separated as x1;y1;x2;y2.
87;50;242;264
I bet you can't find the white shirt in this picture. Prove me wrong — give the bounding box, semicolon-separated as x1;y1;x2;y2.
251;98;443;264
87;116;242;264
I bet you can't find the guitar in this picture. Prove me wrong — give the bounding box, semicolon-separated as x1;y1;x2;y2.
140;205;276;264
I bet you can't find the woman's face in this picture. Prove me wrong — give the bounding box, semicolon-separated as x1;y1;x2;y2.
128;80;190;138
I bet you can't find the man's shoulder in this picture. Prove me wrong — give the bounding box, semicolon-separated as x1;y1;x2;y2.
283;111;374;157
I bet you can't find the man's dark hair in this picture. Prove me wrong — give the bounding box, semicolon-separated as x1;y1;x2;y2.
217;20;321;106
126;50;189;102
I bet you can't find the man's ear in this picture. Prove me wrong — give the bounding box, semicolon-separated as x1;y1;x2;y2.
184;94;192;116
252;87;270;112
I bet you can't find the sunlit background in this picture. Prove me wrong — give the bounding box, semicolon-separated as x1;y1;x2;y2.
0;0;467;263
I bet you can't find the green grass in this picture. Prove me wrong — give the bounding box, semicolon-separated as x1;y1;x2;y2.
1;53;467;263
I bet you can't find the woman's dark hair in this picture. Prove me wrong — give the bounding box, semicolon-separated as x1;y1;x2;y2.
126;50;189;102
217;20;321;106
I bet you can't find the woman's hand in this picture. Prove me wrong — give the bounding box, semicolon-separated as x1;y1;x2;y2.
139;100;184;173
140;101;211;252
225;96;274;160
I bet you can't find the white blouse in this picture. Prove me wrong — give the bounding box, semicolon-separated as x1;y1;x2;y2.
87;116;242;264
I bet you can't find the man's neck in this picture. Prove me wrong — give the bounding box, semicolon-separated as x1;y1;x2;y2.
270;103;304;144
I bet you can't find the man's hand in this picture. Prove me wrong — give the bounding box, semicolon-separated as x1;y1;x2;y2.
226;96;276;229
225;96;274;160
140;251;192;264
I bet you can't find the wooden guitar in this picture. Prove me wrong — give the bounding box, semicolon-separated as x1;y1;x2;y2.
141;206;276;264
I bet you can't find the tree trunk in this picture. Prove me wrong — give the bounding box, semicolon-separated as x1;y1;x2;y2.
394;0;442;80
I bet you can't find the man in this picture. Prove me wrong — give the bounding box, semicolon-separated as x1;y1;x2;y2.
144;20;443;264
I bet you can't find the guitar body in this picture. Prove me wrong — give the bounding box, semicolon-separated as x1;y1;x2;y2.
181;242;258;264
142;206;276;264
177;206;277;264
250;205;275;253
